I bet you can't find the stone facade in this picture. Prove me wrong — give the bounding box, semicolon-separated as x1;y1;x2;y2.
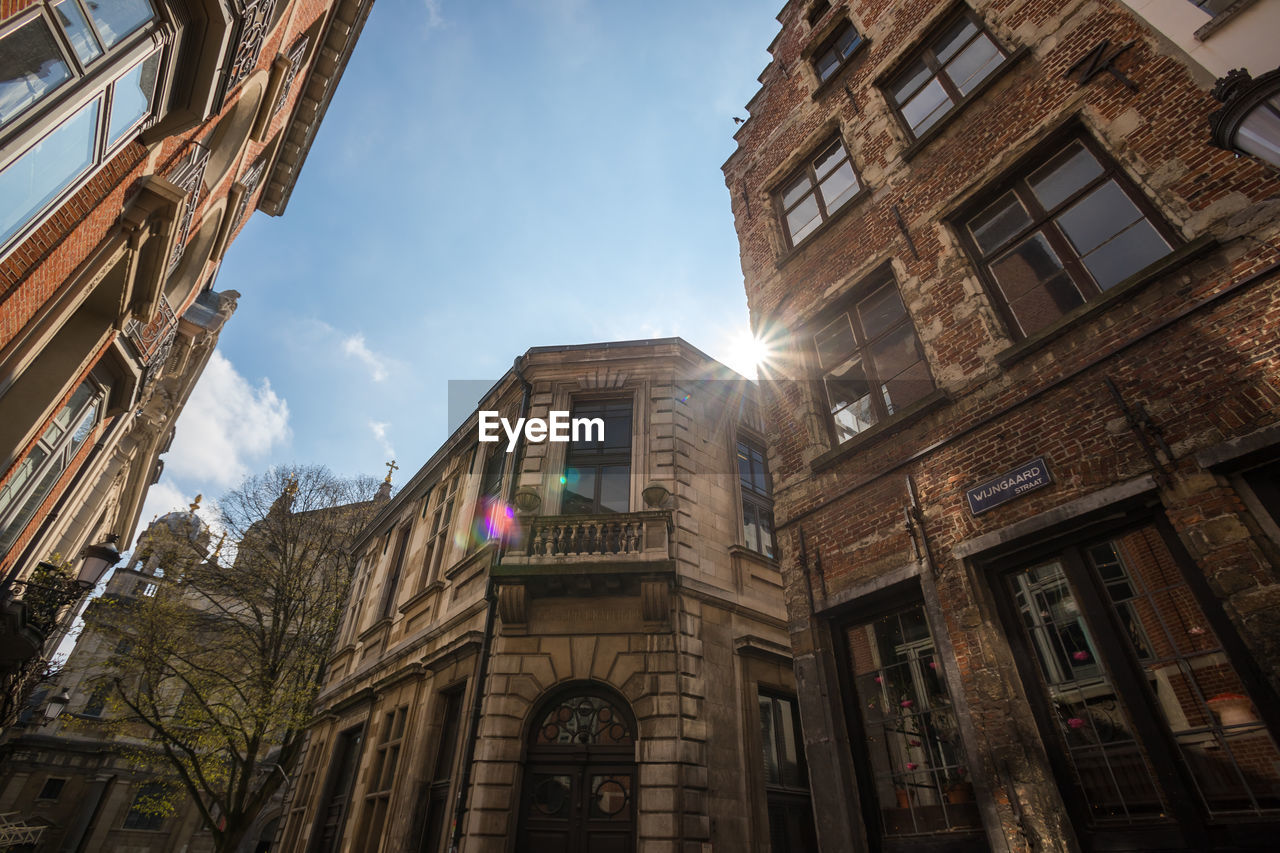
279;339;804;853
0;0;375;701
722;1;1280;851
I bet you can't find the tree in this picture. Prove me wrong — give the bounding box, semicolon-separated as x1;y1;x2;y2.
87;465;382;852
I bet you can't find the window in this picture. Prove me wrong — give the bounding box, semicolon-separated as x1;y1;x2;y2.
312;726;364;853
995;525;1280;843
562;400;632;514
961;137;1174;339
812;21;864;84
813;272;933;443
473;446;510;546
418;686;465;853
122;781;167;831
775;137;862;247
421;475;458;584
379;524;411;619
0;377;103;557
142;582;158;597
759;692;818;852
845;602;981;838
82;685;109;717
358;705;407;849
36;777;67;800
807;1;831;27
1190;0;1236;15
0;0;164;253
885;10;1006;139
738;439;776;558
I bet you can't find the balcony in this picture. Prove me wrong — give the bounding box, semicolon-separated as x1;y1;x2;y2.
494;511;675;627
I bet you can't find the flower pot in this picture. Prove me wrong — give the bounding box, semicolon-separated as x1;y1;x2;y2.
946;783;973;804
895;788;911;809
1208;693;1258;727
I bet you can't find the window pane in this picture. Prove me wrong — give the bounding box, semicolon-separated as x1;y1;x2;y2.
107;52;160;146
598;465;629;513
933;17;980;64
815;47;842;82
1081;219;1170;290
781;171;813;210
1055;181;1144;257
0;96;99;246
857;285;906;341
814;313;856;369
989;233;1083;336
86;0;154;49
0;16;72;126
562;467;597;515
900;77;951;135
968;191;1030;254
944;32;1001;96
54;0;103;66
760;695;780;784
890;59;932;104
743;503;760;553
812;140;847;179
760;509;775;558
819;160;859;212
1028;143;1104;211
786;193;822;243
871;324;924;386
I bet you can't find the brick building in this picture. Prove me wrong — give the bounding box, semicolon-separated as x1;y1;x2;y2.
721;1;1280;851
278;339;808;853
0;0;374;707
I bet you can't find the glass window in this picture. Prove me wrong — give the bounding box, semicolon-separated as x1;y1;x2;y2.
963;139;1173;338
421;475;458;584
738;438;776;558
359;706;407;849
84;0;154;50
886;11;1006;138
1001;526;1280;838
0;15;72;126
813;274;933;443
36;777;67;800
847;603;982;837
53;0;103;66
813;20;863;84
122;781;166;831
420;686;465;853
0;95;99;247
776;137;862;247
563;400;632;514
759;692;818;852
106;51;159;146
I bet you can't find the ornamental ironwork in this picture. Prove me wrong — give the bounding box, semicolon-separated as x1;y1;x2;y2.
230;150;270;236
275;34;311;115
226;0;280;95
125;294;177;366
533;694;633;746
167;142;211;272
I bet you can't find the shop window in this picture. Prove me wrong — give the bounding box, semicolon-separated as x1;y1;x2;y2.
738;438;776;558
813;269;933;443
0;377;103;557
358;705;408;849
562;400;632;514
884;9;1007;139
996;524;1280;844
845;602;982;838
775;136;862;247
960;136;1175;339
759;692;818;851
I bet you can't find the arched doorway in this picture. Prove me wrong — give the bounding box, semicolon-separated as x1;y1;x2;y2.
518;682;637;853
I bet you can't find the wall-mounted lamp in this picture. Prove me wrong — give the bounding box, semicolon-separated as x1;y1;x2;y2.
1209;67;1280;167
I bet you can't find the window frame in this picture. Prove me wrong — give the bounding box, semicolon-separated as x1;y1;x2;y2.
358;705;408;849
737;435;776;559
0;0;170;259
772;134;865;250
955;132;1180;341
420;474;459;585
810;18;865;86
809;266;935;447
882;7;1009;142
561;397;634;515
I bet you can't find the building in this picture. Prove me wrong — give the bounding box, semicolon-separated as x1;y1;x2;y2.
721;1;1280;851
278;338;809;853
0;0;376;705
0;507;219;852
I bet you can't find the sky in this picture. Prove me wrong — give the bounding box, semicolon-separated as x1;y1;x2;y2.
135;0;784;535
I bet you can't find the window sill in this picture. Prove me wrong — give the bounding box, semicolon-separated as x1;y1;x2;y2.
398;580;445;614
776;186;873;270
811;388;951;474
899;46;1031;164
356;617;392;644
995;235;1219;368
1195;0;1259;41
728;544;779;569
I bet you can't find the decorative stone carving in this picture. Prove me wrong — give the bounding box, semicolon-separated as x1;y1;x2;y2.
497;583;527;625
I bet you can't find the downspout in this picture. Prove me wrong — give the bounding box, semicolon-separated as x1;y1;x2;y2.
448;356;532;853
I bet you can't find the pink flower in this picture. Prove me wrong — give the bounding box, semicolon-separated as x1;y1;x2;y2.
1067;717;1085;729
874;676;882;684
905;762;918;770
908;739;922;747
928;661;938;669
900;699;914;708
1072;651;1089;662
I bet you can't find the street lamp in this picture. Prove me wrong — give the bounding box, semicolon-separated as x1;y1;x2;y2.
77;533;122;588
43;688;71;724
1209;67;1280;167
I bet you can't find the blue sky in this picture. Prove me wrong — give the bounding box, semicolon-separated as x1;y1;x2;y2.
139;0;782;529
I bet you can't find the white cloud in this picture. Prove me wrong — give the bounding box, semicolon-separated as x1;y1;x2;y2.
163;350;291;490
424;0;444;28
342;333;389;382
369;420;395;460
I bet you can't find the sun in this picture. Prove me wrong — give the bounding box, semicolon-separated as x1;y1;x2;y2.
722;328;776;379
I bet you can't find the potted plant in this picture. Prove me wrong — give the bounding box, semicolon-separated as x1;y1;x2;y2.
943;767;972;803
1207;693;1258;727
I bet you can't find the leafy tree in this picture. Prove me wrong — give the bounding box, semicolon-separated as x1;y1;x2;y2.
0;557;80;728
87;465;382;852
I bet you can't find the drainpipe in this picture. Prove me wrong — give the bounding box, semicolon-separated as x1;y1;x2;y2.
448;356;532;853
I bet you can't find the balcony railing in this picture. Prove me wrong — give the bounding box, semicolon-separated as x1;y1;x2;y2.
502;510;672;565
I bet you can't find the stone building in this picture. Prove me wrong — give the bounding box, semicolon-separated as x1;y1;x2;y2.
721;1;1280;851
278;338;808;853
0;507;221;852
0;0;375;702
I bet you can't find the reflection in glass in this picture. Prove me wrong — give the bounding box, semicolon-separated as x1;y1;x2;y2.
54;0;103;65
0;16;71;126
1;96;99;246
107;52;159;146
85;0;154;49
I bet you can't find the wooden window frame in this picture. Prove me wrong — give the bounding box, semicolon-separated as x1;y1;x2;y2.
773;134;864;250
955;132;1180;341
811;19;865;85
